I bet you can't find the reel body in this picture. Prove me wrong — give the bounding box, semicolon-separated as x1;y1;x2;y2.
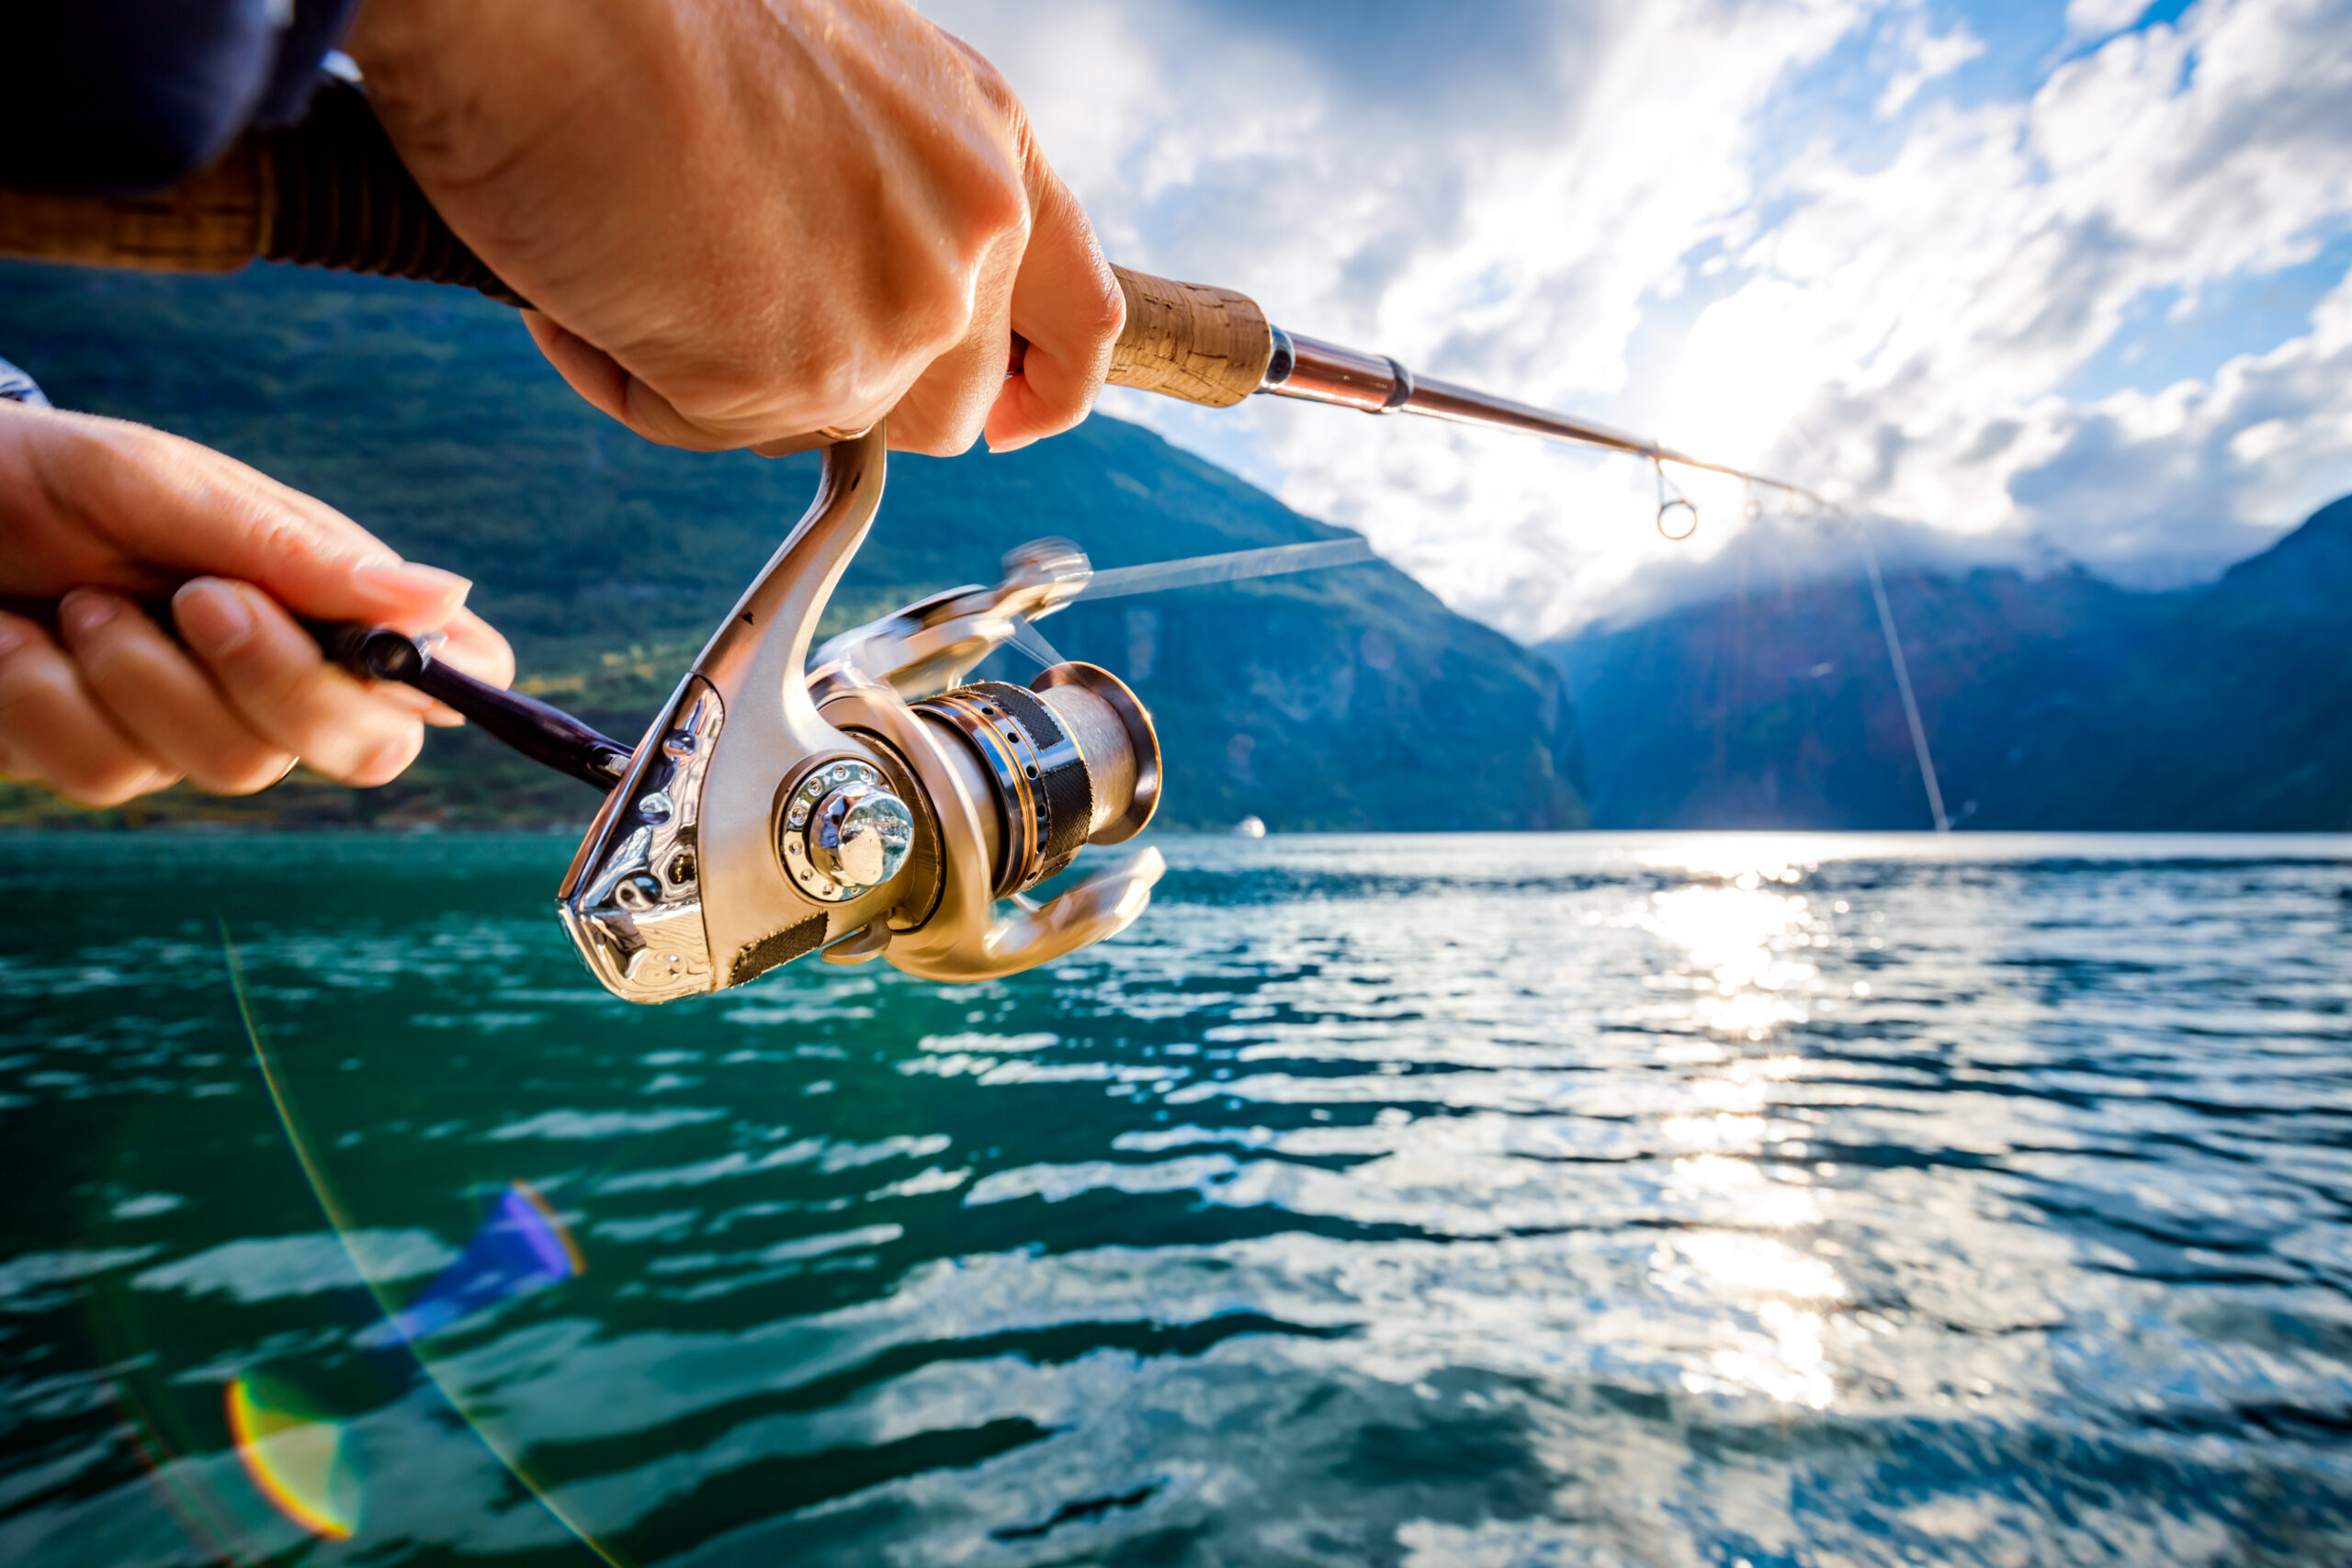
555;429;1164;1004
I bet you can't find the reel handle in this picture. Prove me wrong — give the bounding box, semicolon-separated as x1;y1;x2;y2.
0;85;1272;410
0;588;628;792
312;621;629;790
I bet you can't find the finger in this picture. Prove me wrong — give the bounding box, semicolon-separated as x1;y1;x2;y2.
406;605;518;729
435;605;515;688
54;590;295;795
0;611;180;807
376;680;462;728
174;579;424;787
6;406;476;629
985;152;1123;454
526;314;751;453
887;228;1024;457
311;605;517;730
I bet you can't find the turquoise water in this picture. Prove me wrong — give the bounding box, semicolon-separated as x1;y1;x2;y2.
5;830;2352;1566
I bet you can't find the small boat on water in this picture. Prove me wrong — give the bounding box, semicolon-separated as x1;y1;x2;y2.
1233;816;1267;838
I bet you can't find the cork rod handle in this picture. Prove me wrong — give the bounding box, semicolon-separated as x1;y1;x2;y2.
1105;265;1274;408
0;145;269;275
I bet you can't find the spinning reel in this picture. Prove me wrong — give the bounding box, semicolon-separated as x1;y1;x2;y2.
342;426;1163;1003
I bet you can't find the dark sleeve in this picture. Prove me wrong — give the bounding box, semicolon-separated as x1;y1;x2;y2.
0;0;366;197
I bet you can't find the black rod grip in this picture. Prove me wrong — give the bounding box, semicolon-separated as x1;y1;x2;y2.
317;623;628;791
260;80;527;306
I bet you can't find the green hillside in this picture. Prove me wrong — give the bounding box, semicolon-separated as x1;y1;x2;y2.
0;261;1585;832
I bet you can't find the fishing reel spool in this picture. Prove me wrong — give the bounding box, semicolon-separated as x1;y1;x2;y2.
555;426;1164;1004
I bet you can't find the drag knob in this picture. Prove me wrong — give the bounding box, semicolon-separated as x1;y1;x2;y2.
805;779;915;890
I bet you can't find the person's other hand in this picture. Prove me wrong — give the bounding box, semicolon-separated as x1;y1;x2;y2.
0;402;513;807
345;0;1125;458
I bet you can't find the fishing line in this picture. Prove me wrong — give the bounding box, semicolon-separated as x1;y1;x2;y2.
1781;420;1951;833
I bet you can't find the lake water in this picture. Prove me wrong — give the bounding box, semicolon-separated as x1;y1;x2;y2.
4;831;2352;1567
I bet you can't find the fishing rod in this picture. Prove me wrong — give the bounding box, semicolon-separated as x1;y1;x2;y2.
0;82;1864;1001
0;78;1828;534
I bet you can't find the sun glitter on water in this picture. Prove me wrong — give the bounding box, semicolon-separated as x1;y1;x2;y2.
224;1374;361;1541
1636;845;1850;1411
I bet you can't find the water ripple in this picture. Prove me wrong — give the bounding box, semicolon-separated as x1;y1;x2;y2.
4;831;2352;1565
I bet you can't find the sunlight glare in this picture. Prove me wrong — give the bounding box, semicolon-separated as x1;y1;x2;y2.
1659;279;1834;470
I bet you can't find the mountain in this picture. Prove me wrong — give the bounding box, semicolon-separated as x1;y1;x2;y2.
1549;498;2352;830
0;261;1585;833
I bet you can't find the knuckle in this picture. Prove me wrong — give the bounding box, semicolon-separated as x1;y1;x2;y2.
883;257;982;356
952;167;1030;254
1086;268;1129;341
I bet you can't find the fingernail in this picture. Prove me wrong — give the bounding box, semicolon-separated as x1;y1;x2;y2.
60;590;119;640
0;620;25;660
349;559;472;612
988;434;1037;456
175;579;255;658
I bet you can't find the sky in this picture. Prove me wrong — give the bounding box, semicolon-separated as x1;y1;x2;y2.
920;0;2352;639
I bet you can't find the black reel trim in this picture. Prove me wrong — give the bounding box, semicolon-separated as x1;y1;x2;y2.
915;682;1094;897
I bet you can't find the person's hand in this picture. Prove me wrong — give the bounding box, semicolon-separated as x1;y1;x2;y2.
345;0;1125;458
0;402;513;807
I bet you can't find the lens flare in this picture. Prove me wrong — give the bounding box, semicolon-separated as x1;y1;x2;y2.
225;1375;360;1541
358;1181;582;1348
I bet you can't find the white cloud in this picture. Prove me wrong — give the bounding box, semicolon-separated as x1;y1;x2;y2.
1877;10;1986;118
930;0;2352;637
1751;0;2352;569
2064;0;2153;44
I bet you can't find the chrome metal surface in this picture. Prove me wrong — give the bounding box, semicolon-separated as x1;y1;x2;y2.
1377;355;1414;412
810;537;1094;700
1264;324;1297;387
556;680;723;1004
816;679;989;939
557;429;905;1002
558;424;1173;1000
913;684;1069;896
686;428;903;977
1262;333;1407;413
819;919;893;966
784;761;913;898
820;668;1164;985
